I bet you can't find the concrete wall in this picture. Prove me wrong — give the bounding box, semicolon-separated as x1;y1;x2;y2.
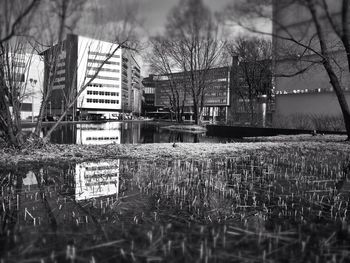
275;92;350;116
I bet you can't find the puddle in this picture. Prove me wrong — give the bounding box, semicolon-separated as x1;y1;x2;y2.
0;153;348;262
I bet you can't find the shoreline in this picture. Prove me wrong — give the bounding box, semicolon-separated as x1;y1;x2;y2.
1;134;349;167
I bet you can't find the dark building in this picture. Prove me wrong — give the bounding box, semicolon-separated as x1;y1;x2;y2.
141;75;157;116
143;61;273;125
151;67;231;122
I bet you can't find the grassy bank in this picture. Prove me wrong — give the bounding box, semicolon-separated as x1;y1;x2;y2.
1;134;349;167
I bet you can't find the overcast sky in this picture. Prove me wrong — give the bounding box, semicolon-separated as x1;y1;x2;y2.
138;0;233;35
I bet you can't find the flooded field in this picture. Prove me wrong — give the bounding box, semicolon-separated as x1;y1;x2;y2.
1;148;350;262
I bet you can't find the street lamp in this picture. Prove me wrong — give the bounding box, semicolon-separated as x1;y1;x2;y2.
29;78;37;123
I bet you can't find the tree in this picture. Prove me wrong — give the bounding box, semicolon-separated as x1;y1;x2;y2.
225;0;350;139
40;0;140;142
148;0;224;125
225;36;272;125
0;0;141;147
147;36;188;122
0;0;41;147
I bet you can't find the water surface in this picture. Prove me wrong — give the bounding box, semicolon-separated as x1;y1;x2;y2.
1;150;348;262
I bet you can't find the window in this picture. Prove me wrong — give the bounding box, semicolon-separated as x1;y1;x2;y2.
93;99;98;103
99;99;104;103
116;100;119;104
99;91;105;96
93;91;98;95
87;59;120;65
105;92;110;96
87;91;92;95
86;75;120;81
87;98;92;103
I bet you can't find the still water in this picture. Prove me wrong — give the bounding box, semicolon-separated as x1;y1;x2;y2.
0;150;347;262
39;121;227;144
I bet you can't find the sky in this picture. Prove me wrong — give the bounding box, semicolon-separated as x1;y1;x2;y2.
81;0;270;76
138;0;234;35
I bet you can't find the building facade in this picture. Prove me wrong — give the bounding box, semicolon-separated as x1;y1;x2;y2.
43;34;141;120
273;0;350;129
141;75;157;115
144;62;273;124
5;53;44;120
149;67;231;122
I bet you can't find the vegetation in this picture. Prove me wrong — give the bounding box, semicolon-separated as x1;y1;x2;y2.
1;141;350;262
147;0;224;125
0;0;140;148
225;37;273;126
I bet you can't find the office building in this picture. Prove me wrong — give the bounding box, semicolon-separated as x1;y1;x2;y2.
42;34;141;120
144;61;272;124
149;67;231;122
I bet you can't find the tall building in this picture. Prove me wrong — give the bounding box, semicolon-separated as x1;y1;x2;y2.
273;1;350;127
42;34;141;120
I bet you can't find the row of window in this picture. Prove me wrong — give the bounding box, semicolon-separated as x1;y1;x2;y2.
206;99;227;104
87;90;119;96
86;98;119;104
87;83;120;88
88;59;120;66
87;67;120;73
88;51;121;58
85;137;119;142
86;74;120;81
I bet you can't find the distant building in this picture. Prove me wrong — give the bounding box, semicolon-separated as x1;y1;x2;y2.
273;0;350;127
143;62;273;124
141;75;157;115
146;67;231;122
42;34;141;120
5;53;44;120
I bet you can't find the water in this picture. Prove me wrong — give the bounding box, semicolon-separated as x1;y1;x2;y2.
38;121;230;144
1;150;349;262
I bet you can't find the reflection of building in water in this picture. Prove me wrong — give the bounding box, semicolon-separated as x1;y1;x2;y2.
76;122;121;145
75;160;119;200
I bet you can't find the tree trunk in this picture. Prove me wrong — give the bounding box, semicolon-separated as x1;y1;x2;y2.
308;0;350;139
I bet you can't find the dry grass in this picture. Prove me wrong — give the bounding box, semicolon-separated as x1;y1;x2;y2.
0;134;349;166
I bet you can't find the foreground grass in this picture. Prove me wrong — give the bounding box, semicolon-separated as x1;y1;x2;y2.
0;134;349;166
1;134;350;262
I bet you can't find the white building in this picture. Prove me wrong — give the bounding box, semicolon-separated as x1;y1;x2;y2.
6;53;44;120
43;34;141;119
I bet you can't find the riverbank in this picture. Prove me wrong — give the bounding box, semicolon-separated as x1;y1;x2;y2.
1;134;349;167
161;124;207;133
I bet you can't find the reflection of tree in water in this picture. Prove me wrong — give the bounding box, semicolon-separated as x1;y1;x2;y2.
0;167;26;255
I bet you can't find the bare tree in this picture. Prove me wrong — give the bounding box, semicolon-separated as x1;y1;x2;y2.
225;0;350;139
225;36;272;125
151;0;224;125
0;0;40;146
147;36;188;122
1;0;141;147
39;0;141;142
